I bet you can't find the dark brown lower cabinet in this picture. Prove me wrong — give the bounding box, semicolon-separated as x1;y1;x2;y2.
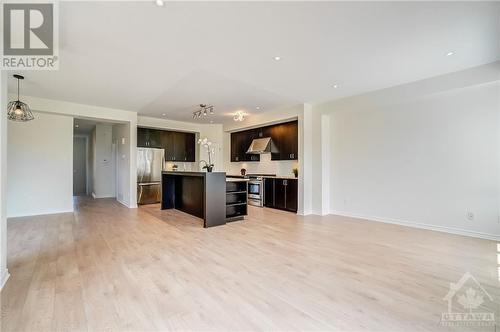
285;179;298;212
263;178;298;213
264;178;274;207
274;179;287;210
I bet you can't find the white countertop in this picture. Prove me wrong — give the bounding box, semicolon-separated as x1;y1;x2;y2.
225;178;250;182
226;175;297;180
267;176;297;180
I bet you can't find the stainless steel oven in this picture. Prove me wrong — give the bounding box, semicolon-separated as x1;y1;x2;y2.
247;178;263;206
246;174;275;207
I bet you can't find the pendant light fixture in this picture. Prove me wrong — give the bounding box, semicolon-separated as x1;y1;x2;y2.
7;74;34;122
192;104;214;119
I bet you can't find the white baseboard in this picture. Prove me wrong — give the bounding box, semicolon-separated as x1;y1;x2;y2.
0;270;10;291
7;208;74;219
92;194;116;199
330;210;500;241
116;198;137;209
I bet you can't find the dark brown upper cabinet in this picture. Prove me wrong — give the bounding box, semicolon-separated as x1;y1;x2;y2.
230;130;260;162
161;131;175;160
184;132;196;162
272;121;298;161
137;127;148;147
138;128;196;162
137;127;162;148
165;131;196;162
230;132;242;162
230;120;298;162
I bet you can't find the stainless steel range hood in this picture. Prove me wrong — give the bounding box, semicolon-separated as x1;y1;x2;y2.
246;137;279;154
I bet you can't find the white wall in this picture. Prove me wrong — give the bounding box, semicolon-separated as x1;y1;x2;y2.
13;95;138;208
87;132;94;195
324;81;500;239
7;112;74;218
0;71;9;290
91;124;116;198
112;123;131;206
199;124;224;171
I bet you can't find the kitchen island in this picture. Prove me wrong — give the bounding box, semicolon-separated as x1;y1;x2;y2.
161;171;227;227
225;177;249;221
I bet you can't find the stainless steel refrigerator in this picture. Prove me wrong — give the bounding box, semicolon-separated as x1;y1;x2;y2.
137;147;164;204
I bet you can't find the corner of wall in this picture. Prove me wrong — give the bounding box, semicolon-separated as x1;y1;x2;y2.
0;71;8;291
0;269;10;291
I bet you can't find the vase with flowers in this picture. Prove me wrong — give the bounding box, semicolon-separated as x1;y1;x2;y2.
198;138;215;172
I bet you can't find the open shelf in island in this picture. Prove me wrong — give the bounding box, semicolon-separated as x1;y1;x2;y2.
225;179;248;221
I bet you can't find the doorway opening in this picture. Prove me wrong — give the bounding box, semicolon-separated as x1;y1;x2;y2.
73;118;124;200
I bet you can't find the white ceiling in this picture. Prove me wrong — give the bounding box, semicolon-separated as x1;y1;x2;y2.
10;1;500;125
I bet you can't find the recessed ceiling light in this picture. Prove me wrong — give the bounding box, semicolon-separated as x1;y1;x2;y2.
162;113;166;116
155;0;164;6
256;106;261;110
273;56;281;61
332;84;339;89
446;51;455;56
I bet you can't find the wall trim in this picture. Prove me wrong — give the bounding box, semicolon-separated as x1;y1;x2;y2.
330;210;500;241
7;208;74;219
117;197;137;209
91;194;117;199
116;197;128;207
0;270;9;291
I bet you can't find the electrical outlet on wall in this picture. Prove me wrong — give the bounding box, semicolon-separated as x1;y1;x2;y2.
466;211;474;221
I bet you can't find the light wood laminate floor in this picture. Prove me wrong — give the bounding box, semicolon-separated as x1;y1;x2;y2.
1;197;499;331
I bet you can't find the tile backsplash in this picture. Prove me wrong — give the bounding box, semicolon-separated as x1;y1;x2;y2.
164;161;197;172
226;153;298;177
